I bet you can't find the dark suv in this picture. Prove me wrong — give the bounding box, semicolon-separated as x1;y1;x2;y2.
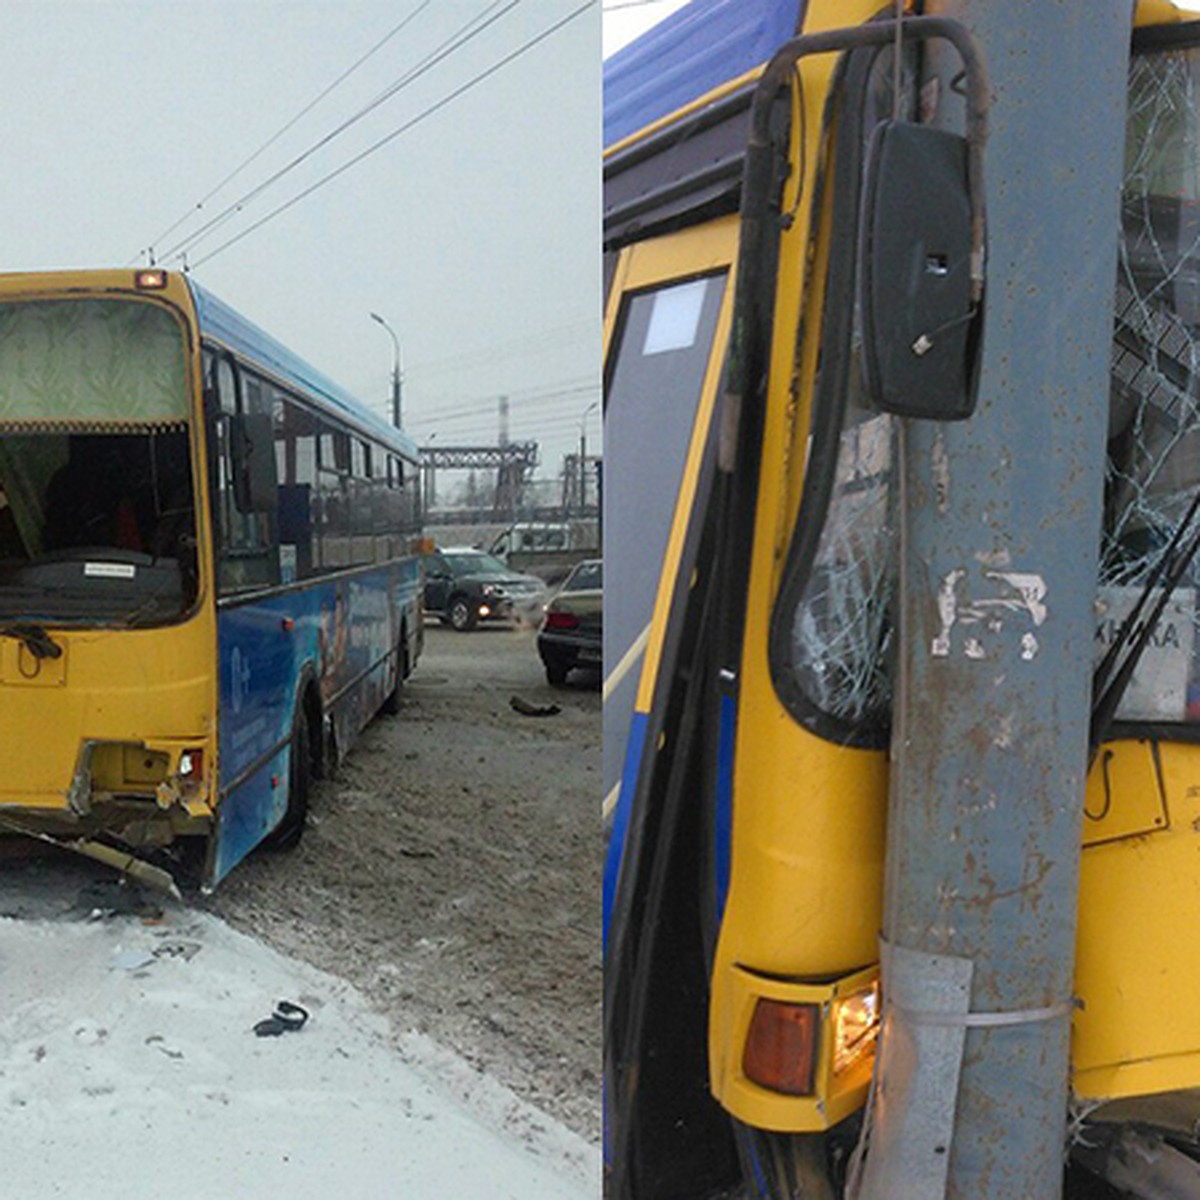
421;547;546;631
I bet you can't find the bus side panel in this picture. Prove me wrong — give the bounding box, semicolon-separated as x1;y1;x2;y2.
212;589;320;882
210;559;419;883
327;560;419;756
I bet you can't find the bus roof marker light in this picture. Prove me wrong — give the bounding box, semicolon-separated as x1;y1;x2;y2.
135;269;168;290
742;998;819;1096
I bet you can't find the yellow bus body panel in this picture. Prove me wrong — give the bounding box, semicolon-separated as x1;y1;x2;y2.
0;620;215;812
709;0;889;1129
708;0;1200;1133
605;0;1200;1137
1074;740;1200;1107
0;270;217;828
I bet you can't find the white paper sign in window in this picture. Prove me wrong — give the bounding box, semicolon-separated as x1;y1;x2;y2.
1095;585;1195;722
643;278;709;356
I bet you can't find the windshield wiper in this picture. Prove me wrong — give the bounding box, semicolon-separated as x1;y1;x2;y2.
0;622;62;660
1090;483;1200;760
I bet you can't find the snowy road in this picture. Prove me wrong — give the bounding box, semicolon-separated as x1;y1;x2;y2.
0;896;597;1199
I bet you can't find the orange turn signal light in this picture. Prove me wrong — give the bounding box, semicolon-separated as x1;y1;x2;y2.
135;269;167;290
742;999;819;1096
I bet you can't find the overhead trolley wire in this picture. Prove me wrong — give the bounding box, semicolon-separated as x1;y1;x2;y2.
160;0;520;265
402;380;600;424
404;316;597;380
186;0;596;270
137;0;435;264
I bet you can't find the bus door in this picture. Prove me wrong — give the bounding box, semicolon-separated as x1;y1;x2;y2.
602;220;737;910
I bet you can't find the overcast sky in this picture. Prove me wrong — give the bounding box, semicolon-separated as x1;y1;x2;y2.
0;1;600;477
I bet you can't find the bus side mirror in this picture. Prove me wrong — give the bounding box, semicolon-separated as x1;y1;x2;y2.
860;121;982;421
231;412;278;514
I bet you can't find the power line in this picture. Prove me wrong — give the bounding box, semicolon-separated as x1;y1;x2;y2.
403;387;601;426
161;0;519;264
404;381;600;424
188;0;596;270
137;1;435;263
404;317;597;380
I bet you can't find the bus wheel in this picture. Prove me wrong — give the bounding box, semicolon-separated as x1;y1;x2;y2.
448;595;477;632
266;706;311;850
382;640;407;716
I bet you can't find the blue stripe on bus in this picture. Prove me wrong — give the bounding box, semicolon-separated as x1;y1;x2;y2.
603;0;804;146
602;709;650;951
714;691;736;923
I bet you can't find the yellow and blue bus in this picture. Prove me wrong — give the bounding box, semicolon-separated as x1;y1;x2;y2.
0;269;422;891
604;1;1200;1197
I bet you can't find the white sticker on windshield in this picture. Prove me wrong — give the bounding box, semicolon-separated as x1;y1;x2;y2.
643;278;708;356
1096;585;1194;722
84;562;136;579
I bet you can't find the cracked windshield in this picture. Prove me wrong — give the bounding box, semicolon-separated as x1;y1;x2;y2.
1103;43;1200;723
0;298;198;625
786;42;1200;733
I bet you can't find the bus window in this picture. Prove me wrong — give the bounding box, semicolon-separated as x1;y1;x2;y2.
769;44;917;745
351;438;373;564
604;270;728;799
276;394;317;581
317;422;350;568
210;356;276;594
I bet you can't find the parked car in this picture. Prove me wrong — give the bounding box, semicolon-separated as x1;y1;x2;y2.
538;559;602;685
421;547;546;631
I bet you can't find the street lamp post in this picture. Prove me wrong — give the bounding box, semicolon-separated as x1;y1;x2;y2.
369;311;402;429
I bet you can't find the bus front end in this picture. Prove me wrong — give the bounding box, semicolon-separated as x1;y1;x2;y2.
0;271;217;884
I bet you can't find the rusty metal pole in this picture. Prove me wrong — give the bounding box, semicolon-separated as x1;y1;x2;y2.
857;4;1130;1198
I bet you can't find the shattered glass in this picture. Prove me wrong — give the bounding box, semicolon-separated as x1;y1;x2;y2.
783;42;1200;733
788;396;896;728
1103;45;1200;722
780;46;911;731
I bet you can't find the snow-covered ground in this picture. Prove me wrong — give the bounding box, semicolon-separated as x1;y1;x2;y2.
0;904;598;1199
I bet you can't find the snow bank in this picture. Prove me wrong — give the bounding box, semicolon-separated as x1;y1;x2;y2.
0;909;598;1199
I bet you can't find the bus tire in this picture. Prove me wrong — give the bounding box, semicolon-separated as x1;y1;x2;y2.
448;594;477;632
265;705;311;850
382;637;407;716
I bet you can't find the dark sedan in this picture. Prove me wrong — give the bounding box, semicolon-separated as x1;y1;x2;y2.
538;559;602;685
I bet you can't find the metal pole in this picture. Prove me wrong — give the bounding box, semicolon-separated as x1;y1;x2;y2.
370;311;402;428
581;400;599;511
857;5;1130;1198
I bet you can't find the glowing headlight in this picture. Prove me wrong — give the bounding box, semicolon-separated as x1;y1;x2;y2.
833;982;880;1075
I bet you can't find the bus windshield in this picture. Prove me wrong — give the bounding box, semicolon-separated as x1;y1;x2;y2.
0;298;198;626
1101;39;1200;723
